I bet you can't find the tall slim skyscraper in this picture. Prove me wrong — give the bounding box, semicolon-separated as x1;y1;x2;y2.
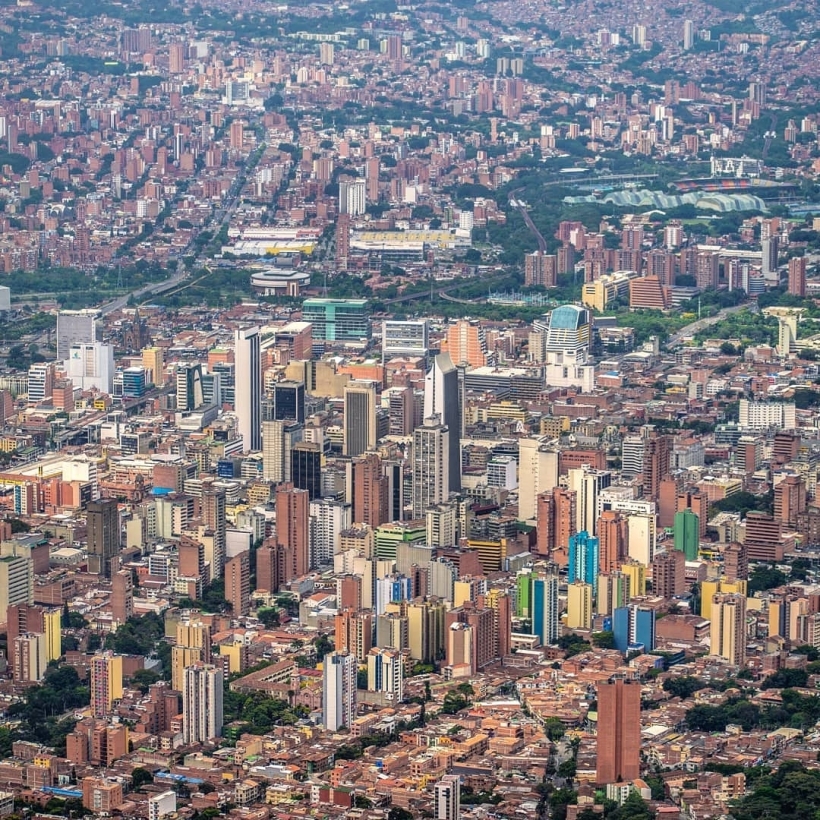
322;651;357;731
518;438;559;522
87;499;120;578
367;646;404;702
276;484;310;578
263;419;303;482
412;416;450;518
291;441;322;500
90;652;123;719
225;552;250;616
711;593;747;667
350;452;389;528
343;381;377;457
202;487;226;581
568;531;600;593
568;466;612;536
532;574;559;646
596;677;641;785
273;380;306;422
683;19;694;50
235;326;262;452
434;775;461;820
182;663;223;745
788;256;807;298
424;353;461;493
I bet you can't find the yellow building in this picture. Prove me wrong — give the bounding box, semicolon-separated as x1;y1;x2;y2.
566;581;593;630
219;642;245;675
43;608;62;662
90;652;123;718
407;598;446;664
141;347;165;386
466;539;508;573
581;270;637;312
621;560;647;597
701;579;747;621
540;416;571;437
172;621;211;691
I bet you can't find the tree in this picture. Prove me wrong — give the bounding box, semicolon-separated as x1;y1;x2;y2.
131;767;154;790
388;808;415;820
662;676;706;699
131;668;161;694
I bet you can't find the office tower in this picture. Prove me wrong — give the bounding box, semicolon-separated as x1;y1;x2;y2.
774;474;806;529
597;572;630;616
711;593;747;666
567;581;593;630
597;510;627;574
276;484;310;578
57;309;98;361
87;499;120;578
66;342;114;393
343;381;377;457
596;678;641;785
613;604;655;652
533;574;559;646
568;467;612;536
677;489;709;538
225;552;250;616
673;508;699;561
568;530;600;593
142;347;164;386
169;41;185;73
263;419;303;483
291;441;322;500
273;380;305;423
336;608;373;662
323;651;357;731
13;632;47;683
683;19;694;50
652;550;685;599
788;256;807;297
310;499;351;567
518;438;559;522
434;775;461;820
202;487;226;581
412;416;450;518
182;663;223;744
386;386;415;436
172;620;212;691
176;363;204;411
424;353;461;493
446;320;487;367
0;554;33;626
302;298;371;344
367;646;404;702
641;432;670;500
90;652;123;718
111;569;134;624
351;452;389;528
407;598;446;663
382;320;429;360
235;326;262;452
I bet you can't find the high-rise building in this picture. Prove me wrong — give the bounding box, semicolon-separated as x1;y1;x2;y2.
445;320;486;367
613;604;655;652
652;550;686;599
173;620;212;692
291;441;322;500
12;632;47;683
273;380;306;423
774;474;806;529
434;775;461;820
566;581;593;630
597;572;630;616
426;502;458;548
788;256;807;297
202;487;226;581
310;499;351;567
673;508;699;561
7;604;60;663
322;650;357;731
711;593;747;666
407;598;446;663
424;353;462;492
343;381;377;457
339;179;366;216
87;499;120;578
350;452;389;528
518;438;559;522
57;309;99;361
275;484;310;578
412;416;450;518
381;320;429;360
111;569;134;625
596;677;641;785
302;298;371;344
176;363;204;411
367;646;404;702
182;663;223;745
90;652;123;718
0;555;33;626
683;19;694;50
597;510;627;574
568;531;600;592
262;419;303;482
235;326;262;452
568;467;612;536
336;608;373;662
533;574;560;646
225;552;250;616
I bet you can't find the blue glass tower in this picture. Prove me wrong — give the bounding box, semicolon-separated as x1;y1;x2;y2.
568;530;600;593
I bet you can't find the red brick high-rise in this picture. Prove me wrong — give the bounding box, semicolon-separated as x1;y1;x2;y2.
788;256;807;297
111;570;133;624
225;552;250;616
652;550;686;599
598;510;628;574
275;484;310;579
774;474;806;529
596;677;641;785
351;452;389;528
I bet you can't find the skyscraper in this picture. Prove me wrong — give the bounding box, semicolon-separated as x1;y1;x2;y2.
225;552;250;616
262;419;303;482
57;309;98;361
596;677;641;785
568;466;612;536
291;441;322;500
176;363;204;411
202;487;226;581
182;663;224;745
683;19;694;50
424;353;462;493
172;620;212;691
518;438;559;522
412;416;450;518
235;326;262;452
711;593;747;666
566;581;593;630
445;320;487;368
367;646;404;702
273;380;305;423
322;651;357;731
652;550;686;599
434;775;461;820
87;499;120;578
276;484;310;578
532;574;559;646
111;570;134;625
90;652;123;719
597;510;627;574
343;381;377;457
788;256;807;297
350;452;389;528
613;604;656;652
673;508;699;561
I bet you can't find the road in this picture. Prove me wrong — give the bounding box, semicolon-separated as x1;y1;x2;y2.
509;188;548;252
666;303;750;348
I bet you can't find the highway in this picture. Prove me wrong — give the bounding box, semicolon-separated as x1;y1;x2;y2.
665;303;751;348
